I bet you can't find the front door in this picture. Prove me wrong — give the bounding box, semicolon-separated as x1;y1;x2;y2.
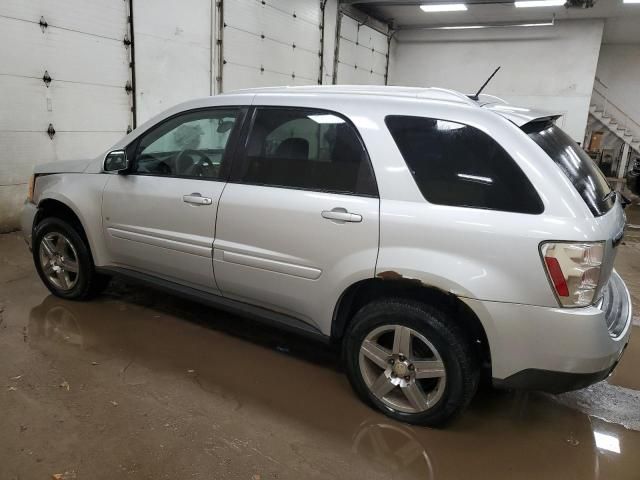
102;107;244;293
213;107;380;333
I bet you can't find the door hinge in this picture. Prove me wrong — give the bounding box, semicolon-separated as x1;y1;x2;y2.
123;33;132;48
42;70;52;87
39;16;48;32
127;125;133;134
47;123;56;139
125;80;133;94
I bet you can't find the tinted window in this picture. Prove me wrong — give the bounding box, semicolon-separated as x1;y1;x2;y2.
236;108;377;196
525;122;614;217
385;116;543;214
133;109;240;179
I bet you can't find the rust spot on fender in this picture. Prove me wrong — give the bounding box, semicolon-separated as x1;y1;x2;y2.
376;271;423;285
376;270;405;281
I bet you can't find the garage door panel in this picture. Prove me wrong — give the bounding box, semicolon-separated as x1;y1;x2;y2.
225;0;320;53
371;30;388;53
133;0;210;45
0;130;122;187
340;15;358;43
0;132;55;185
224;64;292;91
0;0;130;230
135;33;210;122
51;82;130;132
268;0;320;24
372;51;388;75
338;40;357;67
223;0;321;91
0;81;128;136
53;131;124;161
0;77;47;130
0;0;127;40
336;15;389;86
0;17;129;88
224;28;319;84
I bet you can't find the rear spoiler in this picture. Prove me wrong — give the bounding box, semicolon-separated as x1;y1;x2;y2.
520;115;563;134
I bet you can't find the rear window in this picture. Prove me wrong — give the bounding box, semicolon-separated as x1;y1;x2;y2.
525;121;614;217
385;115;543;214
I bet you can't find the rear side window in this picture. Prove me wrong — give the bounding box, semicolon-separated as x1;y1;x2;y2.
385;115;543;214
234;108;377;196
525;122;614;217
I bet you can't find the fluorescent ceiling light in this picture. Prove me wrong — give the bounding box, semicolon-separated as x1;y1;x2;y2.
440;25;485;29
623;0;640;3
420;3;468;12
515;0;565;7
431;20;553;29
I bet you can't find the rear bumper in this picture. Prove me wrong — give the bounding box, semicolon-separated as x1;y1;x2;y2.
463;270;632;393
492;349;625;394
21;201;37;250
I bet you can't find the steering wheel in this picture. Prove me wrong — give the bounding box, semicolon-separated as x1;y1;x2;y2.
176;149;212;176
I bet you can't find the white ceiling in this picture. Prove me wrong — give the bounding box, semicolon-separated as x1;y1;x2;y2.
352;1;640;43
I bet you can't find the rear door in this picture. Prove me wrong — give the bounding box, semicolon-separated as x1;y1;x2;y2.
102;107;244;293
213;106;380;332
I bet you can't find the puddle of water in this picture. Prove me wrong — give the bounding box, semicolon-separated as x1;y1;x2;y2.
1;231;640;479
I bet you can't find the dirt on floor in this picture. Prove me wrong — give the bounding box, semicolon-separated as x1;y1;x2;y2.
1;218;640;479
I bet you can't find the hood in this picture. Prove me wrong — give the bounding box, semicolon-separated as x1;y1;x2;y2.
34;158;93;175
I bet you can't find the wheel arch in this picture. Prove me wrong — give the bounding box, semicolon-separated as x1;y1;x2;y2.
332;276;492;373
34;197;96;260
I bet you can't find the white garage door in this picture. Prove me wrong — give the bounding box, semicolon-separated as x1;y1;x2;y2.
0;0;132;230
335;14;389;86
222;0;322;91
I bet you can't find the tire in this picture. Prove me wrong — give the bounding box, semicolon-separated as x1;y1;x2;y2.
343;298;479;427
32;217;110;300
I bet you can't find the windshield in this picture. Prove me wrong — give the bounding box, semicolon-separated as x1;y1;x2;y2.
525;122;614;217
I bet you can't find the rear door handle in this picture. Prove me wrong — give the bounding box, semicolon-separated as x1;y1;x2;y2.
183;193;213;206
321;208;362;223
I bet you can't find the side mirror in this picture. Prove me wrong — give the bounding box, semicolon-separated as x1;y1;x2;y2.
104;150;129;173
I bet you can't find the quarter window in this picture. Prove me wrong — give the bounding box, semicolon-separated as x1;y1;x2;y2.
385;115;543;214
235;108;377;196
132;109;240;179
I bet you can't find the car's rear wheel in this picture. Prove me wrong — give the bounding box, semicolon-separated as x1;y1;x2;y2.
343;298;479;427
33;217;110;300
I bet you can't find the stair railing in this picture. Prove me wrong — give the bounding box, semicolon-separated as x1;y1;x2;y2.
592;78;640;142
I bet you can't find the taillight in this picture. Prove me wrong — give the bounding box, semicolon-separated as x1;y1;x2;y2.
540;242;604;307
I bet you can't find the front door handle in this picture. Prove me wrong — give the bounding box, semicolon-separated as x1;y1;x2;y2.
183;193;213;206
321;208;362;223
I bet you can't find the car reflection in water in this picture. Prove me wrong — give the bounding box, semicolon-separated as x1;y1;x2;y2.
28;292;617;480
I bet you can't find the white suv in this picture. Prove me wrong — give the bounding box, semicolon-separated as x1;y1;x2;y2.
21;86;632;426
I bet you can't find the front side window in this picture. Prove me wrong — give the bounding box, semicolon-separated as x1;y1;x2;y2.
235;108;377;196
132;109;240;179
385;115;543;214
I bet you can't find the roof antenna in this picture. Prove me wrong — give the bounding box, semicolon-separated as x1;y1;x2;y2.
469;66;501;101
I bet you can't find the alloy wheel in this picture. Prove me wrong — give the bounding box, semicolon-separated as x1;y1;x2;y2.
38;232;80;291
359;324;446;414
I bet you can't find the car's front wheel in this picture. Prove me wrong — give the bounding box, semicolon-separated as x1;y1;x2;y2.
343;299;479;427
33;217;109;300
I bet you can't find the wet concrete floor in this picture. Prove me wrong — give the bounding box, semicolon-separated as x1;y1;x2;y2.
1;226;640;479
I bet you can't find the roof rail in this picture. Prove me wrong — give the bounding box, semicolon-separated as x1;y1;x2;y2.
475;94;509;106
418;87;478;106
